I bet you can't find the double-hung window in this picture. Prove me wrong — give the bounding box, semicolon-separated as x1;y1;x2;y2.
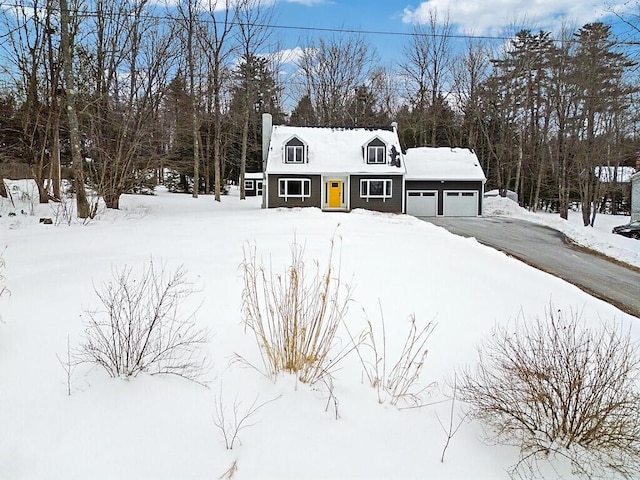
279;178;311;201
244;179;254;190
285;137;305;163
360;179;392;200
366;138;386;164
367;145;386;164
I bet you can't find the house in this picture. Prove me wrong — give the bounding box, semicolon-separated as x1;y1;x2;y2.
262;114;405;213
632;171;640;222
403;147;486;217
260;114;486;217
243;172;263;197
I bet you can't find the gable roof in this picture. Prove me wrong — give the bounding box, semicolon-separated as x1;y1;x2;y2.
265;125;405;175
404;147;486;182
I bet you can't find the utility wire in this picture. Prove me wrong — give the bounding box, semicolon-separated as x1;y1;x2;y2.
1;1;640;46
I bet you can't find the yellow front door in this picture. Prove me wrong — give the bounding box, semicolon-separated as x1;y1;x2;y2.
328;180;342;208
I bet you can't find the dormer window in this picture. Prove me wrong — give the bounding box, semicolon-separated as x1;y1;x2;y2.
285;137;305;163
367;138;386;164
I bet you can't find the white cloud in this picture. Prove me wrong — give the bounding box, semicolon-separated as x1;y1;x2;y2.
271;46;306;65
284;0;326;5
402;0;633;35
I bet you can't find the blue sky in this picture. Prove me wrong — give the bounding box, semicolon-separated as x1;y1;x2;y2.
271;0;635;63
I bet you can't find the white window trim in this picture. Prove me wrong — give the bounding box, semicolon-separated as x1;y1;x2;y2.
285;144;305;163
367;145;386;164
278;178;311;201
360;179;393;200
244;179;254;190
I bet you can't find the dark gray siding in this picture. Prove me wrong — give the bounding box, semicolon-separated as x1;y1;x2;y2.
349;175;404;213
405;180;483;216
267;174;322;208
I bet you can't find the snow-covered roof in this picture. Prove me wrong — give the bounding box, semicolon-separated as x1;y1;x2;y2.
265;125;405;175
594;166;636;183
244;172;263;180
404;147;486;182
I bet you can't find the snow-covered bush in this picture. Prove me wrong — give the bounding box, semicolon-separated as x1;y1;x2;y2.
459;307;640;478
240;238;352;384
79;260;209;383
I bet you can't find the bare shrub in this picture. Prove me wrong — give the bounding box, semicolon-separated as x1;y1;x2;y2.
459;307;640;478
436;375;467;463
349;306;436;406
213;385;280;450
240;237;353;384
79;260;209;383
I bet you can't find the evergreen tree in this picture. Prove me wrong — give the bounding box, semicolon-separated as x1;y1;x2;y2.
289;94;316;126
227;53;283;177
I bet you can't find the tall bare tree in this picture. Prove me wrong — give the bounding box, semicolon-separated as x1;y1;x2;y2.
84;0;177;209
177;0;203;198
60;0;90;217
401;10;454;146
235;0;275;199
297;33;377;126
197;0;237;201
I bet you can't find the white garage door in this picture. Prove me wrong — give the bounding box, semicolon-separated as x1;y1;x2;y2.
406;191;437;216
444;191;478;217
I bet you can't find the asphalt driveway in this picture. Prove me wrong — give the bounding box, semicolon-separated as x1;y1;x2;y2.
422;217;640;318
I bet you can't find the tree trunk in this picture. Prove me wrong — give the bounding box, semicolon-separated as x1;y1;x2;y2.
104;191;120;209
60;0;90;219
50;114;61;200
239;105;249;200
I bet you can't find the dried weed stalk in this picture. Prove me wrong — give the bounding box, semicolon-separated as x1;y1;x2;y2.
350;305;436;406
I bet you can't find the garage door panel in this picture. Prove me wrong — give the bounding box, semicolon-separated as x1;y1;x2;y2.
444;191;478;216
406;191;437;216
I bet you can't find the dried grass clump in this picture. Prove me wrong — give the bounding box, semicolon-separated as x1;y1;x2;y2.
459;306;640;478
240;238;352;384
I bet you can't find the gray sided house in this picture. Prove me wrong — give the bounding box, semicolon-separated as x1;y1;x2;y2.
243;172;263;197
262;116;405;213
632;171;640;222
404;147;486;217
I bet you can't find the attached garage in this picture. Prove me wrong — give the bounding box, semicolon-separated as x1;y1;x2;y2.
403;147;486;217
406;190;437;216
444;191;479;217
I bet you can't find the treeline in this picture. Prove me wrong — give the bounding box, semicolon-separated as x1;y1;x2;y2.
0;1;638;222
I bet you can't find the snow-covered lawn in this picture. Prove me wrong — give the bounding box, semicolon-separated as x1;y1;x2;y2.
0;189;638;479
